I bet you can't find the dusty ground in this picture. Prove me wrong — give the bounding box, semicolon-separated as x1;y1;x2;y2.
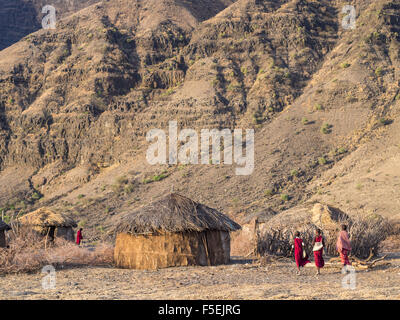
1;254;400;300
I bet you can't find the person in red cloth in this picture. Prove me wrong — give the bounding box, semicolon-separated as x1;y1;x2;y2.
76;228;83;245
337;224;351;266
312;229;325;275
292;231;310;275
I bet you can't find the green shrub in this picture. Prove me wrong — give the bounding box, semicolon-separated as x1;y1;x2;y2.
78;219;87;228
143;172;169;184
124;183;135;194
264;189;273;197
31;192;42;201
318;157;327;165
280;194;289;201
379;118;391;126
341;62;351;68
320;123;331;134
314;103;323;111
375;67;383;76
290;169;299;177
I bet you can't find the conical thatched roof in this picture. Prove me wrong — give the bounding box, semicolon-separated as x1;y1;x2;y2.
18;208;77;228
112;193;241;234
0;219;11;231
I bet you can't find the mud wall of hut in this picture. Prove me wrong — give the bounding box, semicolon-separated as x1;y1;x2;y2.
55;227;75;241
114;230;231;270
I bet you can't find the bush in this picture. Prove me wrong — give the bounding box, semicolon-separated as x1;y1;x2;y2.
0;227;114;274
264;189;273;197
320;123;331;134
375;67;383;77
318;157;327;165
314;103;323;111
379;118;391;126
31;191;42;201
143;172;169;184
112;176;132;194
280;194;289;201
123;183;135;194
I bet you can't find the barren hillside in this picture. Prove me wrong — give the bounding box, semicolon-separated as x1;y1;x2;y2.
0;0;399;241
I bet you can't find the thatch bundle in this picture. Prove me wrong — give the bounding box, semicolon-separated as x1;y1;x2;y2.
111;193;241;235
112;193;241;270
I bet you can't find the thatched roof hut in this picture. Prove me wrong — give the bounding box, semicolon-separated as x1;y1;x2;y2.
18;208;77;242
0;219;11;248
112;193;241;270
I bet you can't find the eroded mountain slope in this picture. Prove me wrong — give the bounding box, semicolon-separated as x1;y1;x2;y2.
0;0;399;240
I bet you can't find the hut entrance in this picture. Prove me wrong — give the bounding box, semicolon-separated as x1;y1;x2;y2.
47;226;56;241
0;231;6;248
0;219;11;248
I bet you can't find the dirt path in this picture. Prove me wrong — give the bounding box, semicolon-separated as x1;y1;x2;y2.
1;256;400;300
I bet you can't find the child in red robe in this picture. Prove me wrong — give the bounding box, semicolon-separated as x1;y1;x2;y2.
292;231;310;275
312;229;325;275
337;225;351;266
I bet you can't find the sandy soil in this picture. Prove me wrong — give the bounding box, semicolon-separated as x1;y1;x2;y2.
1;254;400;300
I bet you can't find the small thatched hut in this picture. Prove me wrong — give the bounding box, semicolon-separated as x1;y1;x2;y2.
0;219;11;248
112;193;241;270
18;208;77;241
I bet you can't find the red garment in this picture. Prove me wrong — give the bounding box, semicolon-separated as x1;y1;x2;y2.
76;230;83;245
340;248;351;266
294;237;310;268
313;235;324;268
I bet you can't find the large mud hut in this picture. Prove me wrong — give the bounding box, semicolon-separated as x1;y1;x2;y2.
18;208;77;241
112;193;241;270
0;219;11;248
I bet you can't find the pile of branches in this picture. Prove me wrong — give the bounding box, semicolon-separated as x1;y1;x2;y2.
257;215;392;259
328;249;390;270
256;224;316;258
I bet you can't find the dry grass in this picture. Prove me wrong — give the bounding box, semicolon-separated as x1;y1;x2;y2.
0;227;113;274
18;207;77;228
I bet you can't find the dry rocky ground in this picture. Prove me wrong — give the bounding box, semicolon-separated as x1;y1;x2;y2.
1;254;399;300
